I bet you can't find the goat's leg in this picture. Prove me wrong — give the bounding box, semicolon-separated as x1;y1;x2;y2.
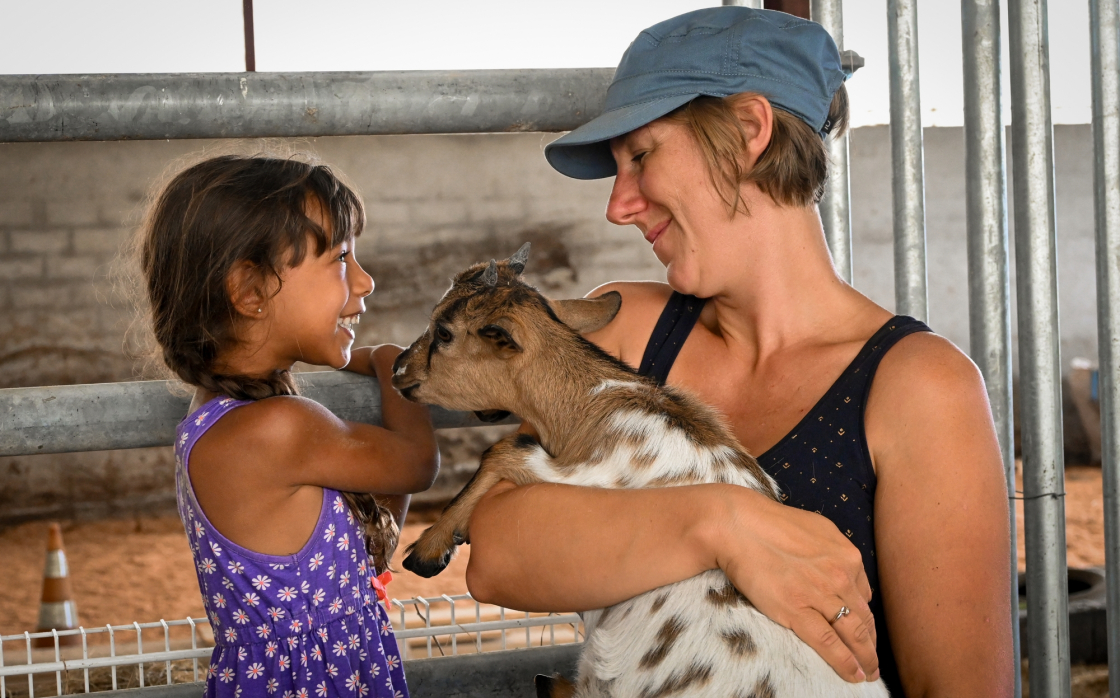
402;433;545;578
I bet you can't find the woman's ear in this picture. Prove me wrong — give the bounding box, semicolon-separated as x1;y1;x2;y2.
226;260;268;318
732;94;775;170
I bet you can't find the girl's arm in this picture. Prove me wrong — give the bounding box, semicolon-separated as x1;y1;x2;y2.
228;344;439;496
467;481;879;683
866;333;1014;697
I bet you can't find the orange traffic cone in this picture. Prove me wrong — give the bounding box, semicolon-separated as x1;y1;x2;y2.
33;523;79;647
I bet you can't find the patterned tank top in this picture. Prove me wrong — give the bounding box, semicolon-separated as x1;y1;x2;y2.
175;396;409;698
638;292;931;698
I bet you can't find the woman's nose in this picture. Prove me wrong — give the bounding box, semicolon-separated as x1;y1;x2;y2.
605;169;646;226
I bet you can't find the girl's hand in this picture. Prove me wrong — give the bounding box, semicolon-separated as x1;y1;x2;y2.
710;488;879;683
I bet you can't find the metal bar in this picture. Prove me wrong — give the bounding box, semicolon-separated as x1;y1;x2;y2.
961;1;1020;695
1008;0;1070;695
887;0;929;321
811;0;854;284
0;69;613;143
242;0;256;73
1089;1;1120;695
723;0;765;7
0;370;515;457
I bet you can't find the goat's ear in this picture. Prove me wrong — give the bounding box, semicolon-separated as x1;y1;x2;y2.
551;291;622;334
478;323;522;355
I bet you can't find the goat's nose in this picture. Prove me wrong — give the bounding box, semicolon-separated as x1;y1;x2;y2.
392;349;409;376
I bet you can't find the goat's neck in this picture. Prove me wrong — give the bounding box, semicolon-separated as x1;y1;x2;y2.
510;345;636;457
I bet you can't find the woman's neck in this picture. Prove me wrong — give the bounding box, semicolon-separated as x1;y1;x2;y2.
698;197;877;361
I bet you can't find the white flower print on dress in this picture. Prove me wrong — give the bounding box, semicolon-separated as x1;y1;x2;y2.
310;646;323;661
222;577;236;590
283;691;295;698
317;628;329;642
324;524;336;542
301;580;310;594
332;640;347;657
278;655;291;670
346;509;355;526
228;560;245;575
224;628;238;643
345;671;362;692
243;592;261;607
251;574;272;591
357;683;369;698
308;553;324;571
329;598;343;614
212;592;227;608
358;648;368;662
364;628;373;641
300;650;308;667
380;620;391;637
267;607;286;621
316;682;329;697
219;668;235;683
238;648;247;662
199;558;217;574
333;496;345;514
180;432;189;446
278;586;298;601
339;571;351;587
296;688;308;698
232;609;249;624
209;541;223;557
385;654;400;670
357;560;367;576
256;624;271;639
289;619;303;633
351;585;362;600
265;641;278;657
266;678;280;694
326;664;339;678
207;664;219;679
194;412;210;426
245;663;265;679
347;634;360;650
287;636;299;649
369;664;379;678
312;589;326;606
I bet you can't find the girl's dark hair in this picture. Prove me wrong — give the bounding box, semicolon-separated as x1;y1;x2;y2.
140;154;398;571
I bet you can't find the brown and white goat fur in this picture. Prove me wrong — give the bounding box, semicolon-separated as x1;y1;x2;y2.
391;245;888;698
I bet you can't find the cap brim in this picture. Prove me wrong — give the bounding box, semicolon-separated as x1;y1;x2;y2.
544;93;700;179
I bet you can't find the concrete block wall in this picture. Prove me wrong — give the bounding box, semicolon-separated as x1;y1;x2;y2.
0;126;1102;522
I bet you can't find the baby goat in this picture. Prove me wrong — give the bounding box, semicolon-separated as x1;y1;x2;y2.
391;244;888;698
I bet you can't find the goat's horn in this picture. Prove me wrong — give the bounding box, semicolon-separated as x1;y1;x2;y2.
482;259;498;286
507;242;531;275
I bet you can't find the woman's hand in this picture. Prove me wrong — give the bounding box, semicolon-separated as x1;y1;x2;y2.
709;487;879;683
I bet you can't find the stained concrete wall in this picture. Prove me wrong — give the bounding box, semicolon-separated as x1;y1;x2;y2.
0;125;1101;522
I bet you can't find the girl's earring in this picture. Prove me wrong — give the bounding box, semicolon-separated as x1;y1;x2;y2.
256;308;262;313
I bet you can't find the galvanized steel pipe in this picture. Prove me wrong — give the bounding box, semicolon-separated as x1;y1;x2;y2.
0;371;511;457
887;0;929;321
961;2;1020;694
1089;0;1120;693
812;0;854;284
1008;0;1071;695
0;69;614;143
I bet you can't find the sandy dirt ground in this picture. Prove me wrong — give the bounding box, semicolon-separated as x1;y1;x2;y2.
0;513;467;636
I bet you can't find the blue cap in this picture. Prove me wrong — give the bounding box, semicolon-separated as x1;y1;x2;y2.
545;7;846;180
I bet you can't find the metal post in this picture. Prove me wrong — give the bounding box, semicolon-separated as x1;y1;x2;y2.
961;1;1020;695
887;0;929;321
1008;0;1070;695
723;0;765;7
811;0;854;284
243;0;256;73
1089;1;1120;696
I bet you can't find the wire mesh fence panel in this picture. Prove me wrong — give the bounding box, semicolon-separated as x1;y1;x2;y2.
0;596;583;697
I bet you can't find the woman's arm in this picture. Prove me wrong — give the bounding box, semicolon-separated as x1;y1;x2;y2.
867;334;1014;697
467;480;880;683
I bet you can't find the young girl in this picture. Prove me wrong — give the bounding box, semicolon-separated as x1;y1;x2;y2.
139;154;439;698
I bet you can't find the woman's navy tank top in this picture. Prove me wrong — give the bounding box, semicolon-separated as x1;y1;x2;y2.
637;291;931;697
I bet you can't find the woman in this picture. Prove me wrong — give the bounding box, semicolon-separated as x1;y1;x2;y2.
465;8;1013;697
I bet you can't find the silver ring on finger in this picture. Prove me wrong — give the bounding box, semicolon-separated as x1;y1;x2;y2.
831;606;851;624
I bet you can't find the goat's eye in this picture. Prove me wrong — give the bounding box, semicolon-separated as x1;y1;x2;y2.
435;325;453;343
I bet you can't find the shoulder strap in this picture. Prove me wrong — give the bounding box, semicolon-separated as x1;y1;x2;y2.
637;292;707;386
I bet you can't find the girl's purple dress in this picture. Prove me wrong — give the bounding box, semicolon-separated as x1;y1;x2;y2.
175;396;409;698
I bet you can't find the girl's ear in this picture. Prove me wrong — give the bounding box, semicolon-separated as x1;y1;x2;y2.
732;94;775;170
226;260;268;318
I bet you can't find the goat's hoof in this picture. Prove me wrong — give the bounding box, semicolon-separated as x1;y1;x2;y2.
402;547;453;578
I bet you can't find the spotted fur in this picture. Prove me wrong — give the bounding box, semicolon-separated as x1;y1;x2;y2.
392;248;889;697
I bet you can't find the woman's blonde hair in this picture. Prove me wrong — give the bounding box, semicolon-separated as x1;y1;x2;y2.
665;85;849;215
